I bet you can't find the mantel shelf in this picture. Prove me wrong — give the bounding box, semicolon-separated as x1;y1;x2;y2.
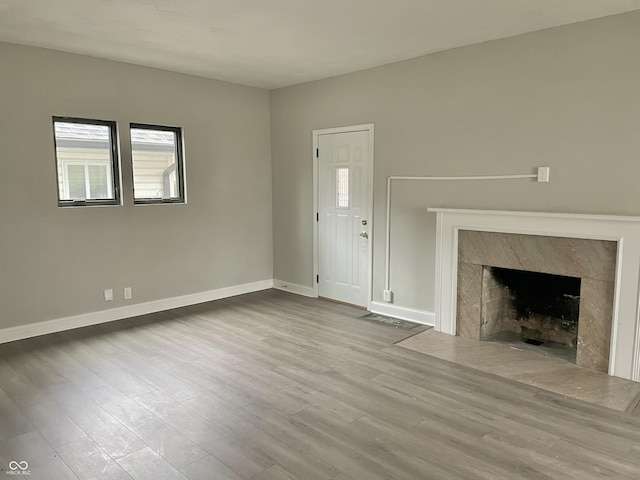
427;208;640;223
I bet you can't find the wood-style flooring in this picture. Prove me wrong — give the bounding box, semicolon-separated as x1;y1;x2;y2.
1;289;640;479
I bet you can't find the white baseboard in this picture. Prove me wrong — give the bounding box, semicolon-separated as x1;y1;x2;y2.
369;301;435;326
273;279;316;298
0;279;274;344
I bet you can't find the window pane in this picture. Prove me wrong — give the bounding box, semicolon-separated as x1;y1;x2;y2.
88;165;108;199
67;165;86;200
167;170;177;197
336;167;349;208
131;125;184;203
53;118;119;206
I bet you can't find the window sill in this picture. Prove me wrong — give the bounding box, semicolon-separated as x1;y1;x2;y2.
58;200;121;207
133;198;186;205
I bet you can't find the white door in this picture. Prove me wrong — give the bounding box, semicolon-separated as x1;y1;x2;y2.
317;129;372;307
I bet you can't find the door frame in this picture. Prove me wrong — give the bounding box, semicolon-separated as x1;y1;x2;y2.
312;124;375;307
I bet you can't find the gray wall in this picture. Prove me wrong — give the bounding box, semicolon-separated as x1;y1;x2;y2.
2;11;639;331
270;11;640;313
0;42;273;329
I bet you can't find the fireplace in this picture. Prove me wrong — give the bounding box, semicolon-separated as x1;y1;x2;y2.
456;230;616;372
480;266;581;362
431;208;640;381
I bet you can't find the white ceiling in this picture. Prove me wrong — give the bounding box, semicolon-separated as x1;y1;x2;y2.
1;0;639;89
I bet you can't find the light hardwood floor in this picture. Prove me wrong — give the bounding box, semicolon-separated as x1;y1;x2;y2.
1;290;640;479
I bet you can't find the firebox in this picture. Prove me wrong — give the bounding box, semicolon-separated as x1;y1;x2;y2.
480;266;581;360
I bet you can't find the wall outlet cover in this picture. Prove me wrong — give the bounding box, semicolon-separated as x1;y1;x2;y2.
104;289;113;302
383;289;393;302
124;287;132;300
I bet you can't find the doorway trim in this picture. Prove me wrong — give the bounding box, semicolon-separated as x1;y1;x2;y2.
312;124;375;307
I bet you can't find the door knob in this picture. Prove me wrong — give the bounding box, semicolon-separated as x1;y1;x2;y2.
359;232;368;239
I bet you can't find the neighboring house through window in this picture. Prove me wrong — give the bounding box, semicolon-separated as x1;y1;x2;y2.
52;118;185;206
130;124;185;204
53;117;121;206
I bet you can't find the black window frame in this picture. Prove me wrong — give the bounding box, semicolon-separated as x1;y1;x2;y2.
130;123;186;205
52;116;122;207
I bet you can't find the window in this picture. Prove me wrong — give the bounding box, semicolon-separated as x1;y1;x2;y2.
130;124;185;204
336;167;349;208
53;117;121;206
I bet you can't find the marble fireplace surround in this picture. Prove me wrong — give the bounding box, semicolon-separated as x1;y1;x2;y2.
456;231;615;373
431;208;640;382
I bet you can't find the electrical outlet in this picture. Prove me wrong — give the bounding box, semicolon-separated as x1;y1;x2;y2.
383;289;393;303
104;289;113;302
124;287;132;300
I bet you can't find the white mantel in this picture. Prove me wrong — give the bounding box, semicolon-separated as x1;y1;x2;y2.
429;208;640;381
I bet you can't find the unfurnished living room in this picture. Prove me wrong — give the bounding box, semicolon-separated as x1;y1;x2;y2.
2;1;640;479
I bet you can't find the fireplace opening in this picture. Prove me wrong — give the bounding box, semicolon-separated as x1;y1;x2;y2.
480;266;581;362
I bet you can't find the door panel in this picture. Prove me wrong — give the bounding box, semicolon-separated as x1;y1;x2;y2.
317;130;371;306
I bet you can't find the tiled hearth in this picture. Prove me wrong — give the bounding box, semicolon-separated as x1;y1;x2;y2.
397;328;640;412
456;230;616;373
